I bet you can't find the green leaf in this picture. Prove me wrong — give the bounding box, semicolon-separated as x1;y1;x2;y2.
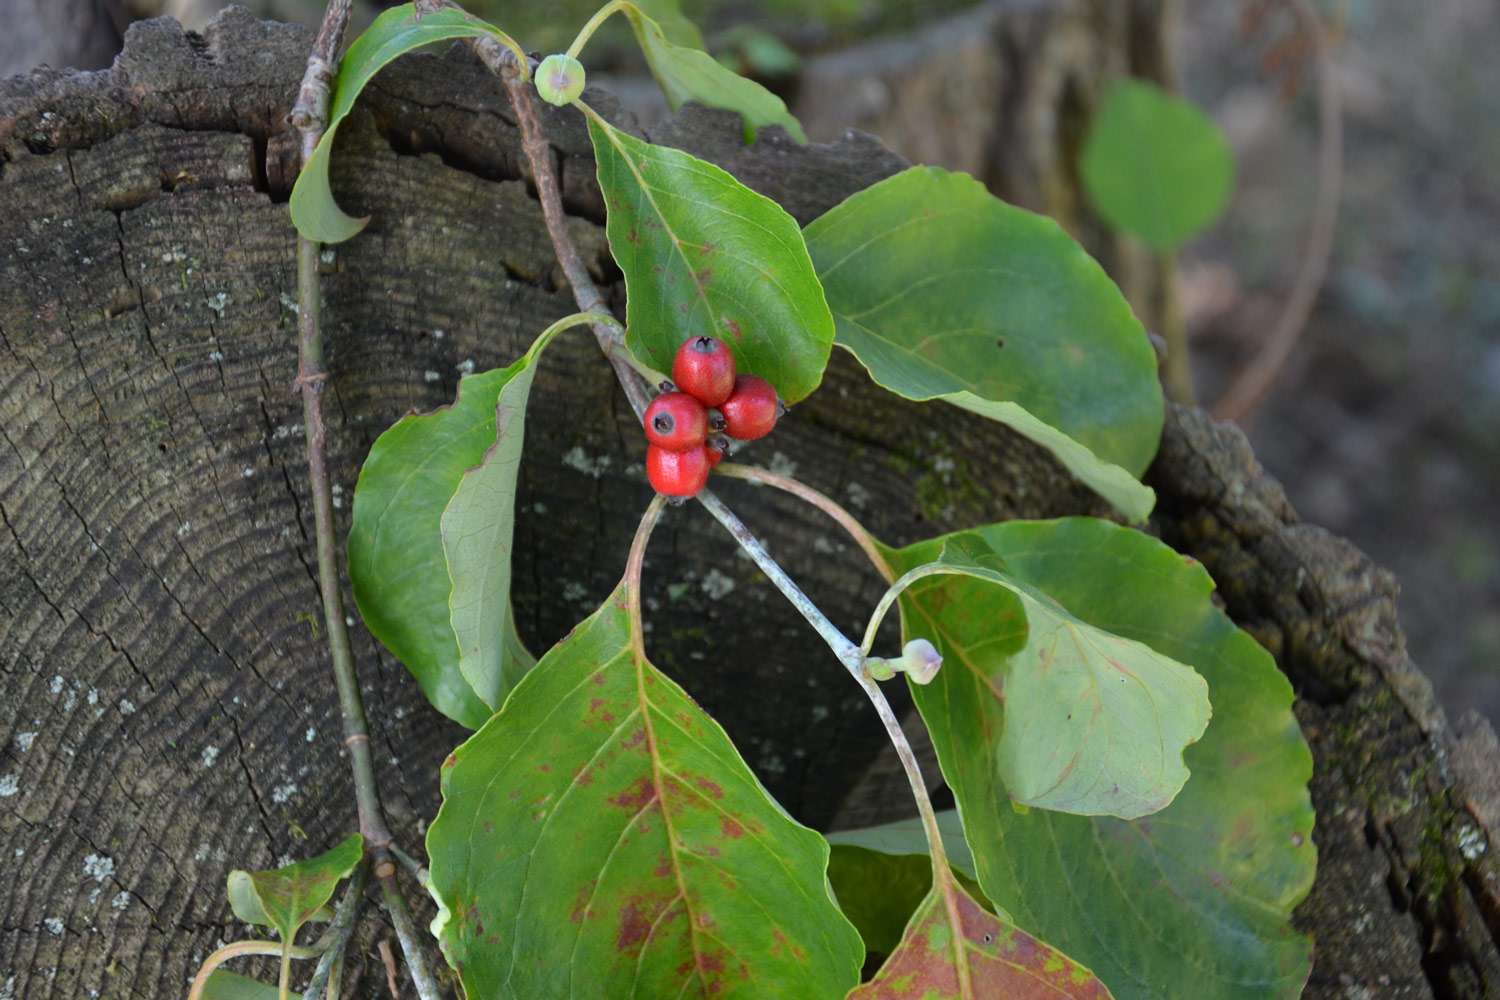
225;834;362;943
201;970;300;1000
349;358;546;728
890;532;1210;818
804;166;1164;478
1080;79;1235;251
850;878;1112;1000
289;4;525;243
587;112;834;403
619;2;806;143
426;576;864;997
892;519;1314;1000
439;316;590;710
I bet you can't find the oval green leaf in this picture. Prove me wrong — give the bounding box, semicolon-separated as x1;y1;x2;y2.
225;833;362;943
804;166;1164;477
586;111;834;403
890;519;1314;1000
1080;79;1235;251
620;2;806;143
289;4;525;243
426;576;864;997
201;970;301;1000
348;364;539;730
850;878;1112;1000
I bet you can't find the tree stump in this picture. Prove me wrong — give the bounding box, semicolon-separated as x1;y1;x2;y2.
0;6;1496;998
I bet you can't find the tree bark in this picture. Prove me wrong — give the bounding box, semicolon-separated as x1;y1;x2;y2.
0;5;1495;1000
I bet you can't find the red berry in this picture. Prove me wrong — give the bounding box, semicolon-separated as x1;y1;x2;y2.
646;444;713;498
718;374;779;440
671;336;737;408
643;392;708;451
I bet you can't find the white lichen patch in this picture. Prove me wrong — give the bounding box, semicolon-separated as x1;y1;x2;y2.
200;746;220;768
204;293;230;315
423;370;441;383
82;855;114;882
43;917;63;935
846;481;871;509
50;675;64;694
701;569;736;600
456;358;476;375
562;446;611;479
305;728;316;742
1458;824;1487;861
562;581;589;603
0;774;18;797
15;732;36;752
111;891;130;911
812;536;836;555
117;700;135;716
241;467;254;478
271;783;297;805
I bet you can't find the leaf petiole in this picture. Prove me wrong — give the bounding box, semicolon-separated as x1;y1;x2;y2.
565;0;631;59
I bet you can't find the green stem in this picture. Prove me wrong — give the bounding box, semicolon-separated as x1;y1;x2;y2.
1158;248;1196;405
187;941;323;1000
565;0;631;59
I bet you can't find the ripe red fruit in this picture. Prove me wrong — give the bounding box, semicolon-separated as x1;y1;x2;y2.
643;392;708;451
718;374;779;441
671;336;737;408
646;443;713;498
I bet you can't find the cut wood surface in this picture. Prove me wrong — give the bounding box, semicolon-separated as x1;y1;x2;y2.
1;6;1496;998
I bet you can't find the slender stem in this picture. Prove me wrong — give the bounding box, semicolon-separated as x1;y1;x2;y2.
1213;0;1341;423
380;873;442;1000
501;74;651;419
626;497;668;657
565;0;630;59
695;489;865;675
291;0;394;857
301;863;368;1000
713;463;895;583
1157;248;1196;405
389;844;429;887
188;941;323;1000
859;565;964;656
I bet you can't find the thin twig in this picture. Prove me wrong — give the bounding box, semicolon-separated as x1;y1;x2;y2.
300;862;368;1000
713;463;895;583
380;873;442;1000
289;0;396;861
1213;0;1341;423
1158;248;1196;405
498;57;652;418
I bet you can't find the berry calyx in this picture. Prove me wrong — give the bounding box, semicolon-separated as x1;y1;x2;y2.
643;392;708;451
672;336;737;408
705;434;728;468
646;443;713;499
718;374;779;440
535;54;586;106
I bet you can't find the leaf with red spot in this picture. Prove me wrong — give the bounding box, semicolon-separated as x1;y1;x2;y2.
586;112;834;404
425;577;863;998
884;518;1315;1000
851;872;1112;1000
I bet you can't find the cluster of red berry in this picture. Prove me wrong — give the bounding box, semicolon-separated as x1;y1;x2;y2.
644;336;781;499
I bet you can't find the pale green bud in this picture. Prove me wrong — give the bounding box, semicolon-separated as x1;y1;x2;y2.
536;54;586;106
